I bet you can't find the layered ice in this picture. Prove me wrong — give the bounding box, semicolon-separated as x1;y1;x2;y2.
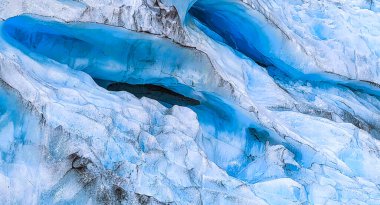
0;0;379;204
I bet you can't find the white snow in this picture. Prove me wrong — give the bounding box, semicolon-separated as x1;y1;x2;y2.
0;0;379;204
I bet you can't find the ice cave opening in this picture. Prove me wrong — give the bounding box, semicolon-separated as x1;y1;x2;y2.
2;15;276;183
97;80;200;107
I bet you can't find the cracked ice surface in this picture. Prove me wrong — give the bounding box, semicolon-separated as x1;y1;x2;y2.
0;0;379;204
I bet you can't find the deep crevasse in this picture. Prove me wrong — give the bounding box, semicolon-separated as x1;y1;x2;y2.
0;0;379;204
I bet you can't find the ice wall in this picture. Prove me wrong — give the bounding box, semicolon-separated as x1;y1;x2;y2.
0;0;379;204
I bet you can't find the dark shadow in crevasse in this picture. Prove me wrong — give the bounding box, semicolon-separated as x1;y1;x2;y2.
97;80;200;107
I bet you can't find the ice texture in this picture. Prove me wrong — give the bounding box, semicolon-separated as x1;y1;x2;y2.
0;0;379;204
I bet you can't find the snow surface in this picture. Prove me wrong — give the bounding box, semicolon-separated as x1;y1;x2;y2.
0;0;379;204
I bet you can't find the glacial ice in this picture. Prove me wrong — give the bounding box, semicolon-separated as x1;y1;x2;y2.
0;0;379;204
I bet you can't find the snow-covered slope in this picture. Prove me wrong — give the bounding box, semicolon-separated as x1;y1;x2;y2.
0;0;379;204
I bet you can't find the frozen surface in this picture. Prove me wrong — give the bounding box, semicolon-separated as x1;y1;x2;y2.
0;0;379;204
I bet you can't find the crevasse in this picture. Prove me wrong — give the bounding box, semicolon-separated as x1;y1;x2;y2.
0;0;380;204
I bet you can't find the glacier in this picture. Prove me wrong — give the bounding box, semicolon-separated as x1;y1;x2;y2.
0;0;380;204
